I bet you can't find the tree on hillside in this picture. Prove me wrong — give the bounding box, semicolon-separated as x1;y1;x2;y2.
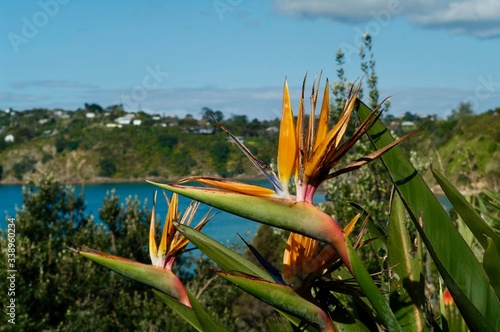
331;48;349;116
450;101;474;120
359;34;379;110
323;33;396;276
201;107;224;122
84;103;104;113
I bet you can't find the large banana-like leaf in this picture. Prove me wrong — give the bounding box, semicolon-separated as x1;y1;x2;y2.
387;192;426;331
483;237;500;298
346;236;402;331
432;167;500;249
356;100;500;331
215;271;335;332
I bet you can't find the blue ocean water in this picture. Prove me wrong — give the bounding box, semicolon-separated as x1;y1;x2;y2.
0;181;264;244
0;180;452;243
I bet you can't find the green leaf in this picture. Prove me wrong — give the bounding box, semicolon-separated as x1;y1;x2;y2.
187;289;231;332
356;100;500;331
215;271;335;332
387;192;426;331
176;223;273;281
432;167;500;249
483;237;500;299
152;290;203;332
324;294;372;332
266;316;294;332
71;247;190;306
346;235;402;331
153;288;230;332
176;224;317;331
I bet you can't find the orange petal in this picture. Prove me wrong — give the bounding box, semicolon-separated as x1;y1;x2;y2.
277;80;297;191
303;85;358;178
295;76;306;180
313;79;330;151
149;192;158;261
344;213;361;236
180;176;276;197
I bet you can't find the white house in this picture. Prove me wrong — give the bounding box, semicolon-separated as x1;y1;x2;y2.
86;112;96;119
226;136;244;144
54;110;70;119
115;114;135;125
132;119;142;126
4;134;14;142
402;121;415;128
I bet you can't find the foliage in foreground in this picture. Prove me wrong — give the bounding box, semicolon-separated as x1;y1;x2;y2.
0;176;258;331
72;77;499;331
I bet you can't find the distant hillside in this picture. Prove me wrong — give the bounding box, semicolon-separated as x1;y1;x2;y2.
0;106;279;184
400;109;500;192
419;108;500;191
0;105;498;192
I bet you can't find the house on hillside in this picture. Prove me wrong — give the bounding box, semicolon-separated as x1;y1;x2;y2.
54;110;71;119
115;113;135;125
163;116;179;126
226;136;244;144
4;134;14;143
192;127;215;134
402;121;415;128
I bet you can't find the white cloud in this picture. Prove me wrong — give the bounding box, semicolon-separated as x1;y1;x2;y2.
408;0;500;38
272;0;500;38
3;84;497;119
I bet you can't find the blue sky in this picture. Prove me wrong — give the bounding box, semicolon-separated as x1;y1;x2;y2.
1;0;499;120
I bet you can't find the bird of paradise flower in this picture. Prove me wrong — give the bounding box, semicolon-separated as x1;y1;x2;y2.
150;74;418;281
71;192;213;307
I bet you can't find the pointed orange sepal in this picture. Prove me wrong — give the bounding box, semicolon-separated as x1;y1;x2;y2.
277;80;297;193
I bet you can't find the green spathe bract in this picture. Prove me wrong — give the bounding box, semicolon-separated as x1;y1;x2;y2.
72;248;190;307
215;271;334;332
